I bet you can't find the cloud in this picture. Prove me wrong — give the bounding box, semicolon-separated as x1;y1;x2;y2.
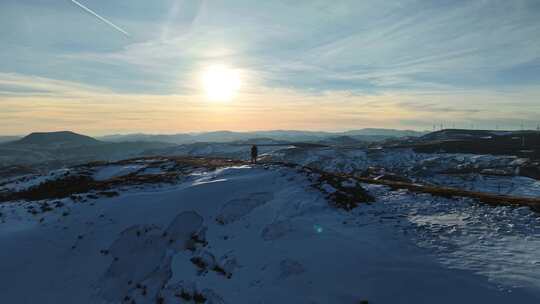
6;0;540;95
1;1;540;133
1;72;539;135
397;101;481;114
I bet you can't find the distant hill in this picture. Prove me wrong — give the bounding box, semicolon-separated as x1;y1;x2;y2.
0;131;174;172
12;131;101;148
98;129;426;144
235;138;291;145
98;133;193;144
317;135;363;146
420;129;510;141
343;128;425;137
0;136;20;144
402;129;540;159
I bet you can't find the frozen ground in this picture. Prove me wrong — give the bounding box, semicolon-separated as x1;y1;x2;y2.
0;161;539;303
362;185;540;295
156;142;533;177
93;164;147;181
266;146;526;175
266;146;540;197
429;174;540;198
141;142;540;197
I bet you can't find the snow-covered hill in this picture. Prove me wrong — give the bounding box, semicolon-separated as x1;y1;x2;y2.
0;157;539;303
266;147;540;198
124;141;540;198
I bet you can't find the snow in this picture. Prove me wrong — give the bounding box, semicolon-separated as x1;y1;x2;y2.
0;163;539;303
0;168;70;192
266;146;540;197
429;174;540;198
362;184;540;295
138;142;539;198
137;161;174;175
320;182;337;193
93;164;146;181
268;146;528;175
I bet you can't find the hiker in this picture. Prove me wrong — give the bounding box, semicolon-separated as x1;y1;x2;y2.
250;145;258;164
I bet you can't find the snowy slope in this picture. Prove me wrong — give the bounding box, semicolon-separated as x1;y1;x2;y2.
0;160;539;303
266;147;540;197
144;141;538;197
428;174;540;197
267;147;527;174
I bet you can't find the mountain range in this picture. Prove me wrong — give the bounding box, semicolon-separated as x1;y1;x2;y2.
97;128;426;144
0;129;424;176
3;128;538;178
0;131;174;172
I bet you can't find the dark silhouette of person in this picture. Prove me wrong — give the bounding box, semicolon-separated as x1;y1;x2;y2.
250;145;258;164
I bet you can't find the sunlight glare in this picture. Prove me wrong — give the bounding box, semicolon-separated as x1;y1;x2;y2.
201;65;241;101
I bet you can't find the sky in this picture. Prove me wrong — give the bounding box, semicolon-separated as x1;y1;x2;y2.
1;0;540;135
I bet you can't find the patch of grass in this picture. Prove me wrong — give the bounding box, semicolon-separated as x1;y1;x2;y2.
1;175;97;202
190;232;208;246
193;292;207;303
178;290;192;300
311;169;375;210
212;264;231;278
190;257;208;270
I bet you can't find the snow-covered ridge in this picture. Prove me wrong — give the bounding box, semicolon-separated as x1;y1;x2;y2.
0;157;374;212
264;146;540;198
0;157;539;303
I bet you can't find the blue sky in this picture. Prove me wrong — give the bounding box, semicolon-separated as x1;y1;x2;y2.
1;0;540;135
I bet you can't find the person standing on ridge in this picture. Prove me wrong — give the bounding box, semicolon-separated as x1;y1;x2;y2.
250;145;258;164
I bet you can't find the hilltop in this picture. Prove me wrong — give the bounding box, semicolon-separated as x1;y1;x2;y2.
0;131;173;172
97;128;427;144
12;131;101;148
0;157;539;303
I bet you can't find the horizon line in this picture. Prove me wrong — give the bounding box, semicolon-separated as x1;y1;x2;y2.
4;127;540;138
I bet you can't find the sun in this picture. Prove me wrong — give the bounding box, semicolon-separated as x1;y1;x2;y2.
200;65;241;101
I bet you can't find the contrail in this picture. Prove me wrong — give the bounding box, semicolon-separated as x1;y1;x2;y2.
70;0;130;37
